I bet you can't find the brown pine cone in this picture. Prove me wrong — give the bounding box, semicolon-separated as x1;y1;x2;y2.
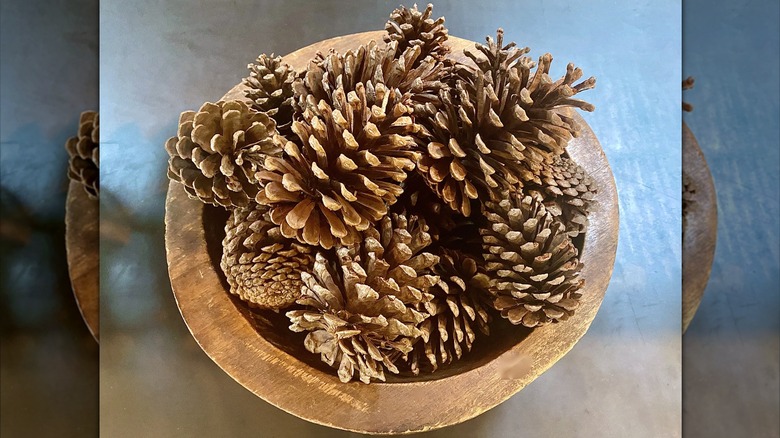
255;84;419;249
415;30;596;215
342;212;440;307
682;76;694;112
408;249;491;374
481;193;583;327
528;155;597;238
464;30;596;163
243;54;296;134
414;84;493;216
165;100;280;209
221;202;314;310
65;111;99;198
287;213;439;383
384;3;449;63
465;27;529;79
294;39;449;117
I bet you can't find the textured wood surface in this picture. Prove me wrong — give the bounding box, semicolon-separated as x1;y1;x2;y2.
164;31;618;434
681;122;717;333
65;180;100;342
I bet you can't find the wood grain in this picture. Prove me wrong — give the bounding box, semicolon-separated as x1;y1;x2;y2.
65;180;99;342
165;31;619;434
682;122;717;333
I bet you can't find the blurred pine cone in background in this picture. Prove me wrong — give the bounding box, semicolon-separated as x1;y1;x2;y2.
65;111;99;198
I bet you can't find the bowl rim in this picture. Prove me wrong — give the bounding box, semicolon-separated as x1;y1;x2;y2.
682;121;717;333
164;31;619;435
65;179;100;342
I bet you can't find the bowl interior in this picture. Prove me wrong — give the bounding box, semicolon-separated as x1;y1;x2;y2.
202;203;588;382
165;31;616;434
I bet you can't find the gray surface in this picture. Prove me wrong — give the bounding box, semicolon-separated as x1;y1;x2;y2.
682;0;780;436
0;0;99;437
100;1;682;436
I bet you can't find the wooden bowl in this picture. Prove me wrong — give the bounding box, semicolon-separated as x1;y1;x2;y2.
164;31;618;434
65;180;99;342
682;121;717;333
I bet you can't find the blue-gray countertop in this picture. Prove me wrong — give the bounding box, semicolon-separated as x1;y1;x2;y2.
682;0;779;436
0;1;99;436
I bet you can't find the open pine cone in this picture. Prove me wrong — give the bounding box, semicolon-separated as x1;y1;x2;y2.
255;83;419;249
481;193;583;327
408;249;491;374
65;111;99;198
287;213;439;383
416;29;596;215
464;30;596;163
384;3;449;63
682;76;695;112
221;202;314;310
166;100;280;209
243;54;297;134
529;155;597;237
294;39;449;117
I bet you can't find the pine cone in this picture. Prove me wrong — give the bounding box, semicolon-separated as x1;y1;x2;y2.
294;39;449;117
221;202;315;310
65;111;99;198
287;213;439;383
243;54;296;134
165;100;280;209
416;30;596;215
414;85;488;216
528;155;597;237
465;29;596;162
481;193;583;327
255;84;419;249
408;249;491;374
682;76;694;112
384;3;449;63
342;212;440;307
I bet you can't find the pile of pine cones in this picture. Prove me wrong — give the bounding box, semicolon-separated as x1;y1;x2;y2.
166;4;597;384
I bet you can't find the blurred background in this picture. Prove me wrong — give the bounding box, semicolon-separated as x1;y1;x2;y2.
99;1;682;437
682;0;779;436
0;0;99;437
